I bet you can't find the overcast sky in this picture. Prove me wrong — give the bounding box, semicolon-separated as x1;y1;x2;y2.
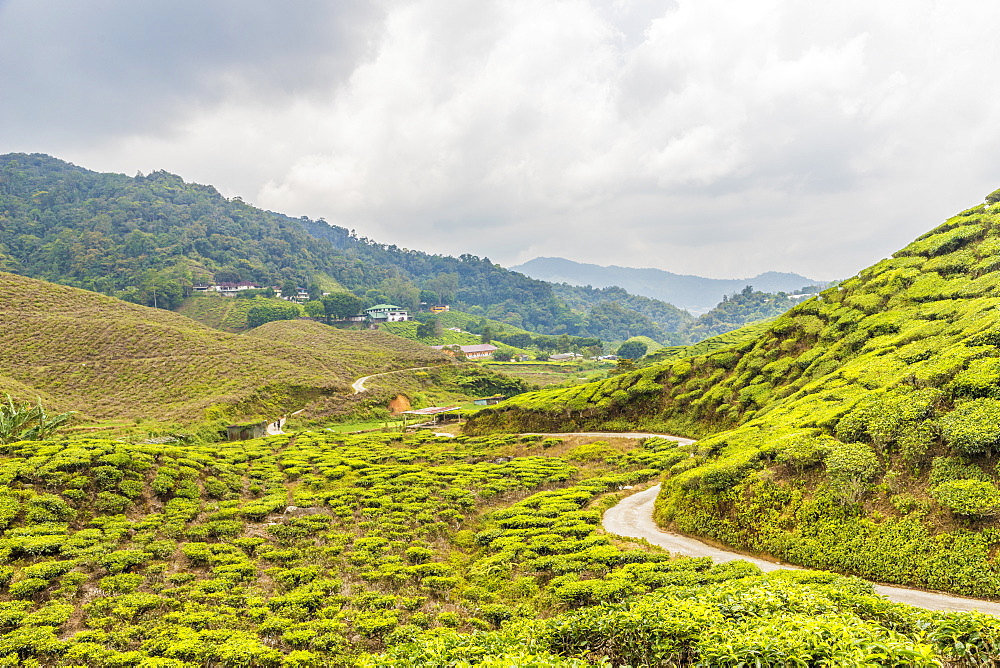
3;0;1000;281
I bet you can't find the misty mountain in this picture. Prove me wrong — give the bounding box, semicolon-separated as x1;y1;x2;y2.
510;256;825;313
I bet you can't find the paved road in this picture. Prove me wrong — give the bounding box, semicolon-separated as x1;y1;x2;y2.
604;484;1000;615
351;366;438;394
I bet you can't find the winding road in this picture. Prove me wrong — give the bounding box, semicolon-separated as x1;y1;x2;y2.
604;483;1000;615
527;431;1000;614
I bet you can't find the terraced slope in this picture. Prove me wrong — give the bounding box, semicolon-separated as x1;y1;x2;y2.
468;192;1000;597
0;272;451;422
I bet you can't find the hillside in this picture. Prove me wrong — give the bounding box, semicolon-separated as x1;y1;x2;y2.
0;272;451;423
0;432;995;665
468;190;1000;598
642;319;774;365
0;153;691;340
511;256;822;313
174;292;294;332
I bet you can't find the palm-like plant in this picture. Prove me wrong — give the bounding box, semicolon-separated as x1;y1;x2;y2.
0;394;75;444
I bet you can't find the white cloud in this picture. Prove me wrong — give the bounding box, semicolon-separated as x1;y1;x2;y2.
5;0;1000;280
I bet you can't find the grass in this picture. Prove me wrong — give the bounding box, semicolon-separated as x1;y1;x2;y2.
482;360;613;388
173;293;269;332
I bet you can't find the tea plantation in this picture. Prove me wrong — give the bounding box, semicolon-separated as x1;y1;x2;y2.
466;192;1000;601
0;432;998;666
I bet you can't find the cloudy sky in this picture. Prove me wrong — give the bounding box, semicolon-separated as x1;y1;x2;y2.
3;0;1000;281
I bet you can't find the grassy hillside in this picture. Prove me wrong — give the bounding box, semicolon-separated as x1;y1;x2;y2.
246;319;447;376
0;432;996;665
174;293;291;333
467;191;1000;597
378;321;482;347
0;272;451;424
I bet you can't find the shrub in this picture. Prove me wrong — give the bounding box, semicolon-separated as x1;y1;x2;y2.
99;573;144;594
9;577;48;599
929;457;989;487
775;435;834;473
931;479;1000;517
940;398;1000;454
824;441;880;503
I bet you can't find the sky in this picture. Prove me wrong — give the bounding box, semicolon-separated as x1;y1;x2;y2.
2;0;1000;281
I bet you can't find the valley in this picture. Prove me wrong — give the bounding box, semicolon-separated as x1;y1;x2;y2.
3;155;1000;664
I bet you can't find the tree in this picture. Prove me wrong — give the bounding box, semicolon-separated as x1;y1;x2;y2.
424;273;459;304
280;279;299;299
379;277;420;311
481;326;494;344
322;292;365;323
493;350;512;362
246;301;301;328
416;317;440;339
616;340;648;360
303;300;325;317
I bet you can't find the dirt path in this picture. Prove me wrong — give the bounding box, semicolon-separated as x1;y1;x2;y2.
603;483;1000;615
525;432;697;443
351;366;438;394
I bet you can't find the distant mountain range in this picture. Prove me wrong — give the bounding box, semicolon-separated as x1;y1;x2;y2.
509;257;825;313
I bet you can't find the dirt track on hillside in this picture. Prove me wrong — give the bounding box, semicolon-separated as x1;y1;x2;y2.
350;366;437;394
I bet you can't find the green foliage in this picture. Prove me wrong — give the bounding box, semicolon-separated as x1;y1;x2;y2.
246;299;302;328
0;395;74;445
321;291;365;321
466;199;1000;600
824;441;880;502
0;152;688;338
615;339;648;360
940;398;1000;454
931;479;1000;517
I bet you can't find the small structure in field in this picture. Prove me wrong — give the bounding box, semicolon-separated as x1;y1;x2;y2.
430;305;450;313
401;406;461;428
226;416;286;441
474;395;506;406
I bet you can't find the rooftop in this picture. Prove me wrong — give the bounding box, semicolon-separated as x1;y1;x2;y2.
401;406;461;416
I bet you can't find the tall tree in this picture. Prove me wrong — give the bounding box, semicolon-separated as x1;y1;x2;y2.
322;292;365;323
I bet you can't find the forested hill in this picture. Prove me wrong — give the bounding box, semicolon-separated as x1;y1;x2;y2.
680;285;804;341
0;153;689;340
